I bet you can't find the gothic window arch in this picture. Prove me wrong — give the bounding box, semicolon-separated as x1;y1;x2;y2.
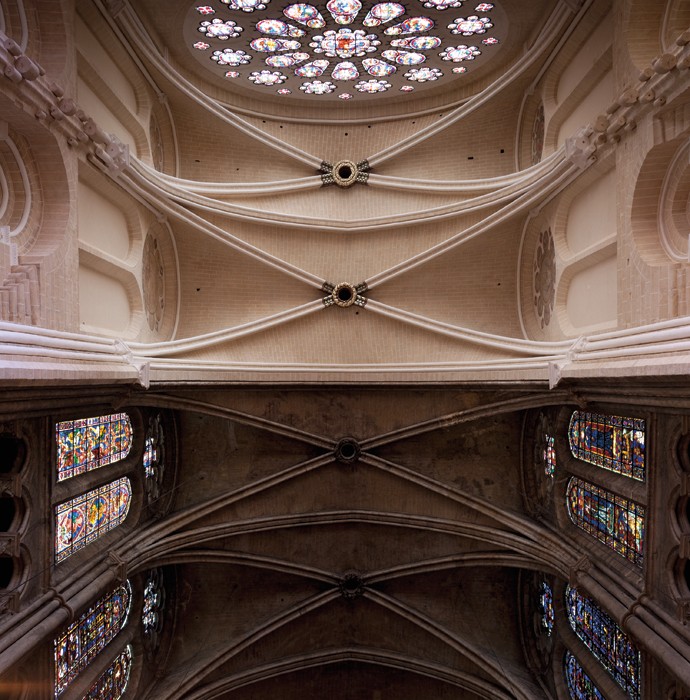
54;477;132;563
83;644;132;700
564;650;605;700
566;585;641;700
56;414;133;482
568;411;646;481
539;579;554;636
54;581;132;697
566;476;645;566
143;414;165;506
562;409;647;568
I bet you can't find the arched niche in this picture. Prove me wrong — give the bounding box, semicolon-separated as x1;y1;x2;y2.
555;167;618;336
78;258;140;338
0;115;71;258
0;434;26;474
555;12;613;107
662;0;690;52
565;170;616;256
623;0;666;70
556;69;614;149
562;253;617;333
631;128;690;266
78;182;131;261
541;5;613;154
75;8;151;160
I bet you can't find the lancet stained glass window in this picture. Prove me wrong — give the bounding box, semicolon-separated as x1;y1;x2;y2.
56;414;133;482
566;586;641;700
544;433;556;477
54;582;131;697
566;477;644;566
565;650;604;700
55;478;132;563
83;645;132;700
539;580;554;636
568;411;645;481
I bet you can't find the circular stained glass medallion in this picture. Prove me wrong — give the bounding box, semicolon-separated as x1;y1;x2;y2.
185;0;504;100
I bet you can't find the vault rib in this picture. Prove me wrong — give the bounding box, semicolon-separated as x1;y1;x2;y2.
365;2;577;167
113;3;323;169
183;649;516;700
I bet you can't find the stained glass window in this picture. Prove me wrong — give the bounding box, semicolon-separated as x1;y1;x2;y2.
565;650;604;700
544;433;556;477
566;477;644;566
568;411;645;481
55;478;132;563
142;569;165;637
83;645;132;700
56;414;132;482
54;582;131;697
539;580;554;636
185;0;502;99
566;586;641;700
143;415;165;506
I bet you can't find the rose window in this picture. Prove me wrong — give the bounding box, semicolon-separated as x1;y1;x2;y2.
185;0;503;100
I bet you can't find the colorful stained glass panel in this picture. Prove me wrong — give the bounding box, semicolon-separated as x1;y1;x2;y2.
566;586;641;700
83;645;132;700
54;583;131;697
362;3;405;26
539;580;554;636
544;433;556;477
186;0;502;100
283;3;326;28
565;650;604;700
55;478;132;563
384;16;435;35
326;0;362;25
566;477;644;566
568;411;646;481
56;414;132;482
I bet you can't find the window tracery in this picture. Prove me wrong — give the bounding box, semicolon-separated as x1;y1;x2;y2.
568;411;646;481
54;478;132;563
564;650;604;700
186;0;502;99
566;586;641;700
142;568;165;642
539;579;554;636
566;476;644;566
83;645;132;700
54;582;132;696
56;414;132;482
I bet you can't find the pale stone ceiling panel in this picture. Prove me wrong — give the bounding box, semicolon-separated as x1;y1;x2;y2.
374;220;523;336
197;209;492;281
175;309;521;364
173;222;316;338
164;93;319;183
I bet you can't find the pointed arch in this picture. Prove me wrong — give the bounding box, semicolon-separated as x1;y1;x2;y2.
54;582;132;696
83;645;132;700
566;586;641;700
56;413;133;482
564;650;604;700
568;410;645;481
566;476;644;566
